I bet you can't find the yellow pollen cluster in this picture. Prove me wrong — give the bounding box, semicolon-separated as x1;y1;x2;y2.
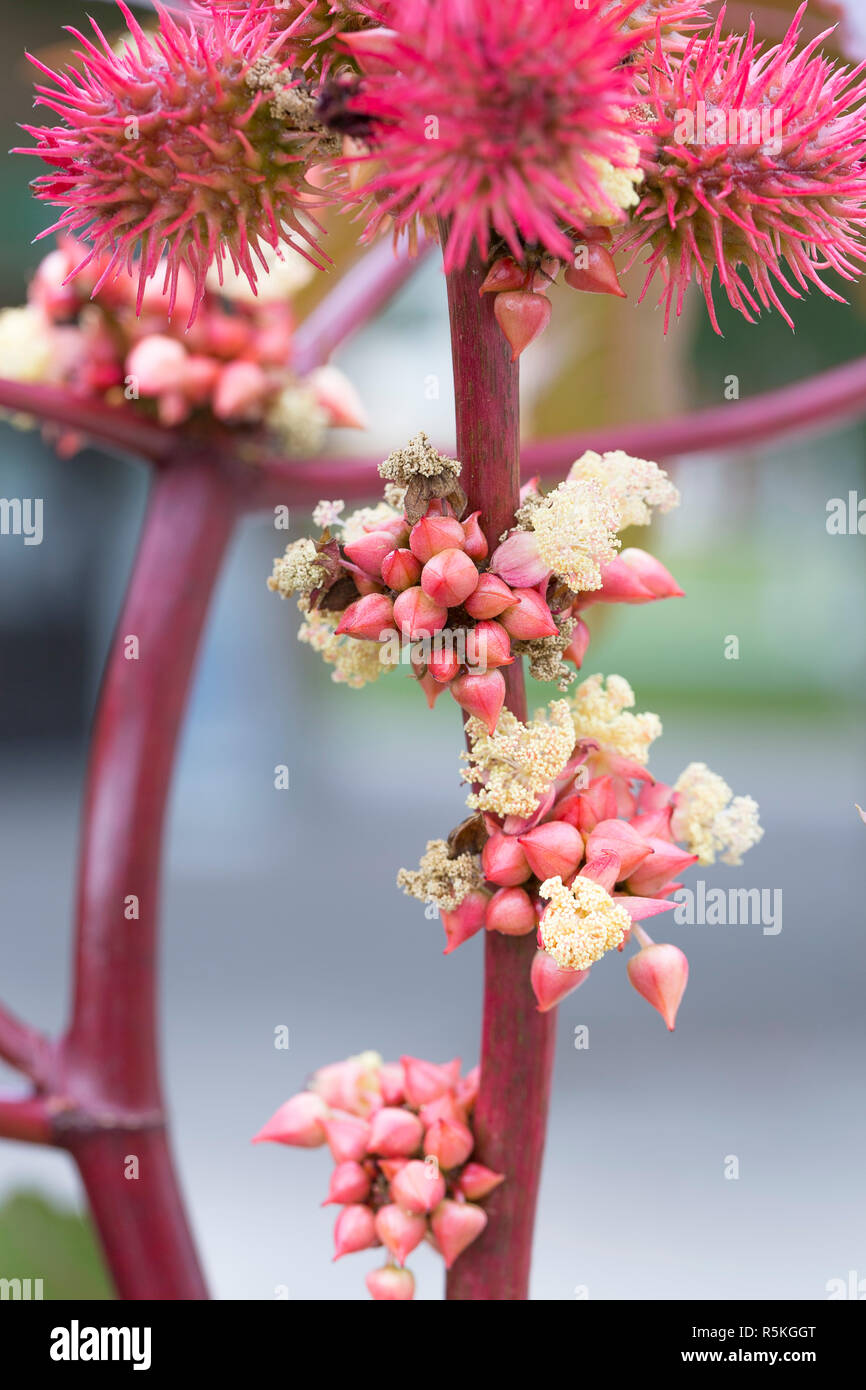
581;151;644;226
297;605;394;689
529;478;621;593
266;385;328;455
570;674;662;765
538;875;630;971
397;839;483;912
462;701;577;819
568;450;680;530
672;762;764;866
267;537;322;599
0;306;55;386
341;501;402;546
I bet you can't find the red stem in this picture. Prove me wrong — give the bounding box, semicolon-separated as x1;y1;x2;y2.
441;242;557;1301
0;1095;53;1145
0;379;176;462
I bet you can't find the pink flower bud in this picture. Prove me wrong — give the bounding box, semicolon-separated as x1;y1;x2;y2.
478;255;527;295
427;645;461;683
401;1055;461;1107
585;819;652;880
421;547;480;607
379;1063;405;1106
335;593;396;640
461;511;489;560
441;887;489;954
377;514;412;546
449;669;505;734
620;547;685;599
381;547;422;592
627;941;689;1031
365;1265;416;1301
484;886;536;936
378;1157;409;1182
309;363;368;430
563;616;591;668
430;1200;488;1269
579;849;622;893
393;585;449;639
323;1160;372;1206
465;620;513;671
518;821;584;881
530;949;590;1012
578;555;655;607
626;839;699;897
390;1158;447;1214
555;776;618;834
424;1117;475;1170
500;589;559;640
464;573;516;619
333;1203;378;1260
409;514;466;563
456;1065;480;1111
489;530;550;587
180;354;220;405
213;360;269;421
374;1204;427;1265
343;529;398;581
252;1091;328;1147
564;243;627;298
481;831;532;887
126;334;187;395
494;289;552;361
418;1092;466;1128
417;669;450;708
457;1163;506;1201
367;1106;424;1158
323;1113;372;1164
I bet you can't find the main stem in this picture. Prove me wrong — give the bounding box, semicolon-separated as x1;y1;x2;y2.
442;243;557;1300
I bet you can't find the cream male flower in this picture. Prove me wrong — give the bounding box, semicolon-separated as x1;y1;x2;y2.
570;673;662;766
567;450;680;529
538;875;630;971
462;701;577;819
491;477;621;593
397;839;483;912
297;606;395;689
267;538;323;600
672;762;764;866
341;501;402;546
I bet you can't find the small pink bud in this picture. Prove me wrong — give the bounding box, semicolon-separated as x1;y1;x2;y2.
530;949;590;1012
579;849;622;893
335;593;396;640
333;1204;377;1260
365;1265;415;1301
494;289;552;361
484;886;537;936
457;1163;506;1201
479;255;527;295
213;360;269;421
367;1106;424;1158
180;354;220;405
489;530;550;587
343;529;398;581
461;511;489;560
449;669;505;734
627;941;689;1031
500;589;559;640
418;1092;466;1128
381;547;422;592
427;646;461;683
626;839;699;897
579;556;655;606
464;573;516;619
126;334;187;395
393;585;449;639
376;515;412;546
252;1091;328;1147
430;1200;488;1268
518;821;584;881
400;1056;461;1108
417;669;450;708
309;363;368;429
481;831;532;887
456;1065;480;1111
374;1204;427;1265
378;1157;409;1182
409;514;466;563
441;887;489;953
323;1113;371;1164
424;1116;474;1170
586;819;652;880
555;776;618;834
620;547;685;599
564;243;627;298
379;1063;406;1106
563;616;591;668
323;1160;371;1206
421;547;480;607
390;1159;447;1214
465;619;513;671
353;574;385;597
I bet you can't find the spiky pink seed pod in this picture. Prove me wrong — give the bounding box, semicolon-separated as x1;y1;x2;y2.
465;619;513;672
323;1113;371;1164
457;1162;506;1202
323;1160;372;1207
374;1204;427;1266
367;1106;424;1159
335;593;396;641
333;1204;378;1261
620;548;685;598
400;1056;461;1108
252;1091;328;1147
564;243;627;297
494;290;552;360
20;3;332;319
530;949;590;1012
563;616;591;669
390;1159;447;1214
409;513;466;563
441;888;489;954
343;530;398;581
464;573;516;619
627;940;689;1030
381;548;422;592
449;669;505;734
481;831;532;888
500;589;559;640
424;1117;474;1171
461;511;489;560
365;1265;416;1301
586;819;653;880
518;821;584;882
421;547;480;607
484;886;537;937
430;1200;488;1269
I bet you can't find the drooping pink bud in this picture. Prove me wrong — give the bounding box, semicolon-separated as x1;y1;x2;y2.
465;619;513;671
481;831;532;887
585;819;653;879
627;940;689;1031
400;1056;461;1108
381;547;422;592
374;1204;427;1265
578;555;655;607
416;669;450;708
626;839;699;897
518;821;584;881
213;360;269;421
489;530;550;587
564;243;627;298
343;529;398;581
465;573;516;619
449;669;505;734
390;1158;447;1214
335;593;396;640
500;589;559;640
409;513;466;563
614;894;678;923
309;364;368;429
126;334;187;395
252;1091;328;1147
620;547;685;599
563;616;591;668
457;1163;506;1201
323;1160;372;1206
367;1106;424;1158
427;645;461;683
530;949;590;1012
365;1265;416;1300
393;585;449;638
430;1200;488;1268
494;290;552;361
484;886;537;936
461;511;489;560
323;1113;372;1164
479;255;528;295
424;1117;474;1170
441;887;489;954
421;548;480;607
333;1203;377;1260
